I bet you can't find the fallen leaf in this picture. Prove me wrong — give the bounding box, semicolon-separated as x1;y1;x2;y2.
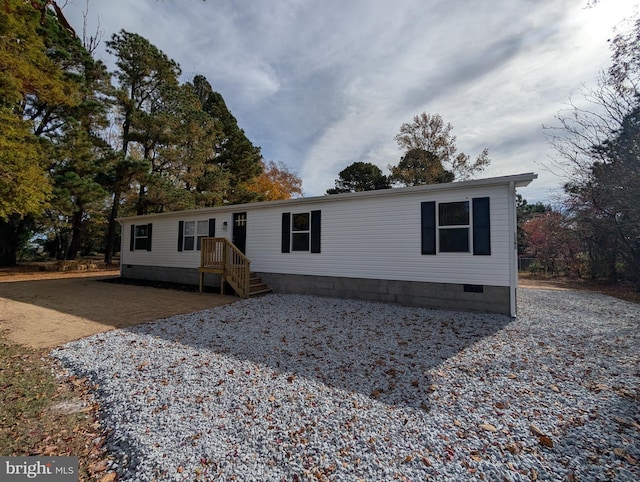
88;460;108;473
99;474;117;482
538;435;554;448
614;448;626;457
504;443;520;454
479;423;497;432
41;445;58;456
613;416;640;430
530;424;554;447
529;424;546;437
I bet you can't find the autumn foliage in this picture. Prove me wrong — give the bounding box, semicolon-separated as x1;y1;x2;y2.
521;211;581;276
245;160;303;201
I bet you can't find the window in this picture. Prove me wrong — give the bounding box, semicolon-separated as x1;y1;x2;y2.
421;197;490;255
178;219;215;251
438;201;469;252
282;211;321;253
130;223;152;251
292;213;310;251
183;220;209;250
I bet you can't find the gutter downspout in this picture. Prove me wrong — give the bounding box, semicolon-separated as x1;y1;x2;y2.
508;181;517;317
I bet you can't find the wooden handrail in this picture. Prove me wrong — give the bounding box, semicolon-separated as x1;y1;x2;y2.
200;237;251;297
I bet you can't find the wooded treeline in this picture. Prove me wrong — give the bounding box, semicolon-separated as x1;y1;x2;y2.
0;0;301;266
519;15;640;289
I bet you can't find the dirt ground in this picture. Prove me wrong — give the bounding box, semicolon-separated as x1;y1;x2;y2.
0;267;238;349
1;265;635;350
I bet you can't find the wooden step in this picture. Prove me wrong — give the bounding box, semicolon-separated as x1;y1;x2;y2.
249;274;272;296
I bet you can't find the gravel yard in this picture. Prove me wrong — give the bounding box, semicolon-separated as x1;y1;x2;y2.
52;289;639;481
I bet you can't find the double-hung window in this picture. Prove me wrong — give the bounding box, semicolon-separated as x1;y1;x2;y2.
281;210;321;253
421;197;490;255
178;219;215;251
130;223;152;251
183;220;209;250
438;201;470;252
291;213;310;251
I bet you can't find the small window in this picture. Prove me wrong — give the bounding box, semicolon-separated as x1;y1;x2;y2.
291;213;310;251
234;213;247;227
439;201;469;252
182;220;209;251
134;225;149;250
196;220;209;250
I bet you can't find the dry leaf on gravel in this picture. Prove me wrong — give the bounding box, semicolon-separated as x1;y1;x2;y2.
530;424;554;448
479;423;497;432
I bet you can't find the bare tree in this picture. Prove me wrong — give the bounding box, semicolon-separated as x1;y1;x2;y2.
393;113;490;181
545;13;640;287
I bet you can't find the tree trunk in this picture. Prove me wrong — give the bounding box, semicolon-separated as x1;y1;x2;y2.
104;190;121;265
0;216;28;267
66;208;85;260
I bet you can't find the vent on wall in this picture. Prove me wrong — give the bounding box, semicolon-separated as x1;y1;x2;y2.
463;284;484;293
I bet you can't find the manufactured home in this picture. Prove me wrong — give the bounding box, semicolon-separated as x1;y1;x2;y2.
118;172;536;316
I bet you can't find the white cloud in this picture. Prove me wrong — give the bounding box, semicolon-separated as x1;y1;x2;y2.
64;0;638;201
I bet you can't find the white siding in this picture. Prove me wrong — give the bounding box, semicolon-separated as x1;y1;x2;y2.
247;184;512;286
122;214;234;270
121;183;514;287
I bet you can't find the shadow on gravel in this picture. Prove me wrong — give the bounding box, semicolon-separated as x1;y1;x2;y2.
127;295;514;412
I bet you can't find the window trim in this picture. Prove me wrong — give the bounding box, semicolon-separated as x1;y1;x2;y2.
177;219;215;252
438;201;470;253
421;197;490;256
130;223;152;251
281;210;321;254
291;212;311;252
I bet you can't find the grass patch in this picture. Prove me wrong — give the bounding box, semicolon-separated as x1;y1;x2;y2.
0;339;55;454
0;333;112;480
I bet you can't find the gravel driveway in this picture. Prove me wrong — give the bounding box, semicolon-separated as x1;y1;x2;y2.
52;288;639;481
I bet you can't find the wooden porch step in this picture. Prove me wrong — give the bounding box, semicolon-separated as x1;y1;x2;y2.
249;273;272;296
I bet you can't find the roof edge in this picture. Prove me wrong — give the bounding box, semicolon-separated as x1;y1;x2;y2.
117;172;537;222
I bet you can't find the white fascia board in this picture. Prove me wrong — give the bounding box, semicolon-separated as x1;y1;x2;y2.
117;172;538;223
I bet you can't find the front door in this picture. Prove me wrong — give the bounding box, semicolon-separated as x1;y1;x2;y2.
232;212;247;254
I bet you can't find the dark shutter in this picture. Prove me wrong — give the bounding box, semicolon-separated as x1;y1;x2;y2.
310;210;321;253
472;197;491;255
146;223;153;251
421;201;436;255
208;218;216;237
177;221;184;251
281;213;291;253
130;225;135;251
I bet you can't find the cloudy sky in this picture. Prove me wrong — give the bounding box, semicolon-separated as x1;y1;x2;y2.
63;0;636;203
